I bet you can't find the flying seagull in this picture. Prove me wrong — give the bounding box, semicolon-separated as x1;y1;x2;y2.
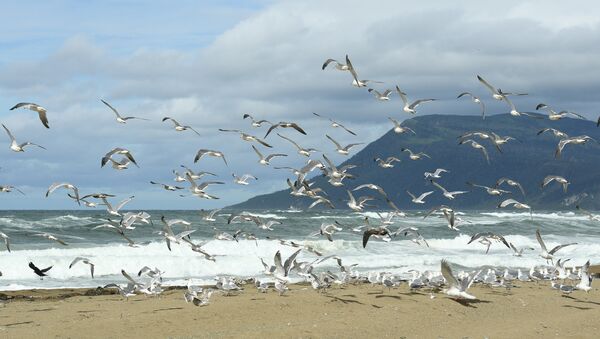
0;185;25;195
396;86;436;114
495;178;526;197
477;75;528;101
32;232;68;246
536;229;576;264
345;55;382;88
264;122;307;138
459;139;490;164
101;99;149;124
431;181;468;200
194;149;228;166
326;134;363;155
218;129;272;148
440;259;478;300
46;182;80;205
388;117;416;134
312;112;356;135
243;113;272;127
541;175;569;193
401;148;430;160
555;135;595;158
457;92;485;119
69;257;95;278
150;181;185;191
2;124;46;152
162;117;201;136
277;133;318;157
367;88;392;101
252;145;287;165
10;102;49;128
101;147;139;168
406;190;433;204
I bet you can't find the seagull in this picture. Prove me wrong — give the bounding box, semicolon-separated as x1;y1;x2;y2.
101;147;139;168
406;190;433;204
201;208;221;222
232;173;257;185
490;132;518;153
346;190;373;212
69;257;95;278
536;229;577;264
312;112;356;135
322;57;350;71
0;231;11;252
459;139;490;164
353;183;389;200
0;185;25;195
264;122;306;138
401;148;430;160
46;182;80;205
431;181;468;200
218;129;272;148
575;205;600;222
388;117;416;134
273;249;302;282
101;99;149;124
396;86;436;114
277;133;318;157
33;232;68;246
242;113;272;128
509;242;534;257
367;88;392;101
345;55;382;88
311;222;342;241
500;94;537;118
150;181;185;191
542;175;569;193
498;198;531;211
467;182;511;196
158;216;196;251
477;75;528;101
555;135;595;158
29;262;52;279
535;103;587;121
374;156;400;168
424;168;449;180
100;196;135;216
362;227;391;248
162;117;201;136
252;145;287;165
194;149;228;166
575;260;592;292
440;259;478;300
2;124;46;152
185;173;224;200
467;232;510;254
104;157;133;170
326;135;363;155
495;178;526;197
10;102;49;128
537;128;569;139
457;92;485;119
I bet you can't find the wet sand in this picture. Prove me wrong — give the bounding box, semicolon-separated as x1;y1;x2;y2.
0;281;599;338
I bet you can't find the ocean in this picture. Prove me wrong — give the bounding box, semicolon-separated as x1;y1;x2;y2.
0;209;598;290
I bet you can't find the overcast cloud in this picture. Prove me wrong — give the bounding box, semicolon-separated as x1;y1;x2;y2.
1;0;600;209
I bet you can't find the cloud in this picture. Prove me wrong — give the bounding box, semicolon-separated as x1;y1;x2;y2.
1;0;600;209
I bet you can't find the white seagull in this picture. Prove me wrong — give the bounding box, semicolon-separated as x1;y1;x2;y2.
101;99;149;124
10;102;49;128
396;86;436;114
2;124;46;152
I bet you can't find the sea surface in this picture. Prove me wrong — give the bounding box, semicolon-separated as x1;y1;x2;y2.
0;209;598;290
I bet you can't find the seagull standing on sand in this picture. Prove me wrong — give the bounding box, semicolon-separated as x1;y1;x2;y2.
101;99;149;123
10;102;50;128
2;124;46;152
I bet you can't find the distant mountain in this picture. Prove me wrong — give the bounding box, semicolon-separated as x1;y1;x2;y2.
229;113;600;210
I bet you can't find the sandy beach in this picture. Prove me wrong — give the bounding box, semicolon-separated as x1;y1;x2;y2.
0;281;598;338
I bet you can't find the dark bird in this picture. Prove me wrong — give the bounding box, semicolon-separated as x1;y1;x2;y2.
29;261;52;279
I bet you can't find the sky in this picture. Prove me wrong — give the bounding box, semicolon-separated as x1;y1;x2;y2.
1;0;600;210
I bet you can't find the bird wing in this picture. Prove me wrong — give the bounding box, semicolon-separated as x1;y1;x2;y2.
417;191;434;201
536;229;547;252
409;99;436;110
321;58;339;70
263;124;279;138
440;259;459;288
115;196;135;211
549;243;577;255
265;153;288;162
2;124;16;142
162;116;180;126
477;75;498;95
40;265;53;273
101;99;121;118
251;145;263;160
277;133;301;149
395;86;408;105
325;134;342;149
284;249;302;276
431;181;448;194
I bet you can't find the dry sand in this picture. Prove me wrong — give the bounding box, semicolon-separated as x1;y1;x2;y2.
0;281;599;338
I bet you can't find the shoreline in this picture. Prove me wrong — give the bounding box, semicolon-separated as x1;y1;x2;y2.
1;281;599;338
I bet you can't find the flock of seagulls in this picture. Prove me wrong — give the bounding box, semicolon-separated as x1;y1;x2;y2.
0;53;598;307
